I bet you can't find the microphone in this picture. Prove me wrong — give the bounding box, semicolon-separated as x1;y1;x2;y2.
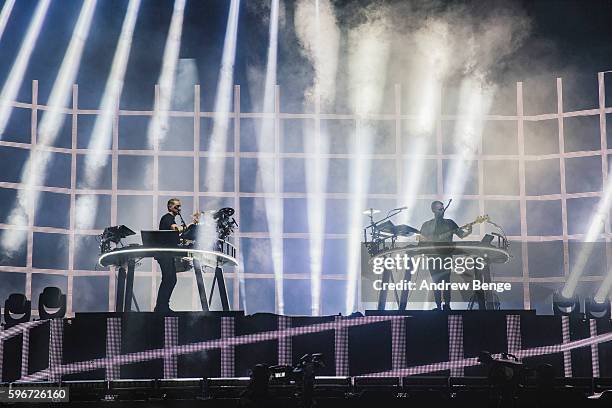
177;212;188;229
443;199;452;212
391;206;408;211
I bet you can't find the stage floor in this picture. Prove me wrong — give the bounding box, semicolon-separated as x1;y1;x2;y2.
1;376;611;407
1;310;611;384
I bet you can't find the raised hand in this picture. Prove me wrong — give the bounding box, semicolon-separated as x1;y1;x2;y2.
192;212;201;224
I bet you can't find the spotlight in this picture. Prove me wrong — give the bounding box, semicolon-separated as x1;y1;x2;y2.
38;287;66;320
3;293;31;328
99;225;135;254
585;297;611;320
552;292;581;316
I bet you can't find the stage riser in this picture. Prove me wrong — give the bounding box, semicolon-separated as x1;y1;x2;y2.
1;311;611;382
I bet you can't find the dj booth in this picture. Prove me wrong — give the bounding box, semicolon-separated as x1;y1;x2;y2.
98;222;238;313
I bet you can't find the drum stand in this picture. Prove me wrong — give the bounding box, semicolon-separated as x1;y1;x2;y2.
468;261;500;310
192;259;231;312
193;259;209;312
376;265;413;311
209;265;230;311
115;260;141;312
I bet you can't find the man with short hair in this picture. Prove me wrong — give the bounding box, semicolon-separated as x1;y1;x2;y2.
154;198;196;313
419;200;472;310
159;198;185;232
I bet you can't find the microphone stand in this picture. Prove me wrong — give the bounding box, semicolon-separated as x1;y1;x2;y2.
177;212;188;232
370;208;404;231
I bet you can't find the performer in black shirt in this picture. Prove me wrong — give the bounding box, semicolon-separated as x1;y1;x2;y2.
419;200;472;310
154;198;197;313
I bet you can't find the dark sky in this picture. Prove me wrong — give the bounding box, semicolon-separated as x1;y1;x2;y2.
522;0;612;72
503;0;612;113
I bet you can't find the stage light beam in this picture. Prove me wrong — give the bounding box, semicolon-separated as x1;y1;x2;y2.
257;0;284;314
146;0;186;148
204;0;241;193
201;0;240;310
0;0;51;137
402;21;450;223
566;171;612;299
345;17;391;314
1;0;97;253
295;0;340;315
75;0;141;231
0;0;16;43
295;0;339;105
443;75;493;206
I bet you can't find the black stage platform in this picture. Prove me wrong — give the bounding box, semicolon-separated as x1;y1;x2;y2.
1;311;612;406
0;376;610;407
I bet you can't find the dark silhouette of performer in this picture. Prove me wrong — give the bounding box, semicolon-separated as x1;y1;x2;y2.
239;364;275;408
154;198;196;313
419;200;471;310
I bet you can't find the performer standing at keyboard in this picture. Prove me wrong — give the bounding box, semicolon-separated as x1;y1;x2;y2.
419;200;472;311
155;198;197;313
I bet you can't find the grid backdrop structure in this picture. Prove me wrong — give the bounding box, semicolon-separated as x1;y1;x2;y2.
1;73;612;316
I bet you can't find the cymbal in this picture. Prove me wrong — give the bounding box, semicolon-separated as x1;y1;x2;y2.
198;210;216;215
377;220;420;236
362;208;381;216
